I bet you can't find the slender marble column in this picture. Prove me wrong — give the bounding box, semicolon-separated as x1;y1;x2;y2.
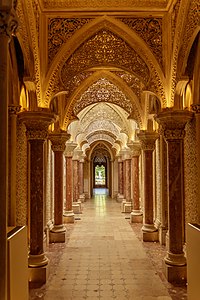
8;104;21;226
121;149;132;213
129;144;142;223
155;109;193;283
49;131;70;243
64;142;77;223
79;157;85;202
18;110;56;284
73;159;79;202
0;8;18;300
117;158;124;202
137;131;159;242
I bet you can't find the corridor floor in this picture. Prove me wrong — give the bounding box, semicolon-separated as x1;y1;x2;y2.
30;191;185;300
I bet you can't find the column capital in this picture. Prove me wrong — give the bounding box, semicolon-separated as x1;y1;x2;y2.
49;131;70;152
120;148;132;160
137;131;159;151
155;109;194;141
72;148;83;161
18;110;57;140
8;104;21;114
0;8;18;38
64;142;77;157
128;142;141;157
191;104;200;114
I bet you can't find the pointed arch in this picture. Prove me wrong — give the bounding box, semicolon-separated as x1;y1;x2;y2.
44;15;166;106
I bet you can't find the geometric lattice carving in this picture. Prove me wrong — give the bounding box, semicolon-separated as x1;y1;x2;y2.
61;29;150;85
118;18;163;66
73;78;133;115
113;71;142;99
48;18;93;64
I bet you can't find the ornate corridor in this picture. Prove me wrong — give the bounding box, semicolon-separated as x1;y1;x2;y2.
0;0;199;299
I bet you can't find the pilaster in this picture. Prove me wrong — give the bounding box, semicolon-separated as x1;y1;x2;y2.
155;109;193;283
49;131;70;243
18;110;56;285
137;131;159;242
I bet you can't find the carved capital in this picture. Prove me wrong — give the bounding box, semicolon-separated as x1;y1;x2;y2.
155;109;194;141
64;142;77;157
8;104;21;115
137;131;159;151
0;9;18;38
191;104;200;114
128;142;141;157
18;110;56;140
49;131;70;152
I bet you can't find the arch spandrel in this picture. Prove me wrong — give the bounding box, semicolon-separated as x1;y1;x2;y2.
44;16;166;107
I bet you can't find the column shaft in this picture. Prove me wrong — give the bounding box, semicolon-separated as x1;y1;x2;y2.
118;161;123;195
125;158;131;202
132;156;140;211
54;152;64;226
73;160;79;202
65;156;73;212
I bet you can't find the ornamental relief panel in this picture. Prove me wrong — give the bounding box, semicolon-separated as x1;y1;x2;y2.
73;78;133;115
60;29;150;86
87;133;115;145
48;18;93;65
117;18;163;67
85;120;120;136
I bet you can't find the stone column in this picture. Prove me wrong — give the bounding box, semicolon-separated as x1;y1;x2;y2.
64;142;77;223
18;110;56;284
0;7;18;300
49;131;70;243
155;109;193;283
129;143;142;223
72;148;82;214
117;157;124;202
79;156;85;202
8;104;21;226
121;149;132;213
137;131;159;242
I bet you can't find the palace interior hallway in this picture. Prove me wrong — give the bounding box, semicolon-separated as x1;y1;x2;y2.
29;189;186;300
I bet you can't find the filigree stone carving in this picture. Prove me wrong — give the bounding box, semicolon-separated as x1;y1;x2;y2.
60;29;150;85
49;131;70;152
61;71;94;94
0;9;18;38
137;131;159;151
86;120;119;136
8;104;21;114
48;18;92;64
191;103;200;113
73;78;133;115
118;18;163;66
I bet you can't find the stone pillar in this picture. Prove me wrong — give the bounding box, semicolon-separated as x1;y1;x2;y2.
8;104;21;226
49;131;70;243
18;110;56;284
72;148;82;214
79;156;85;202
0;7;18;300
64;142;77;223
137;131;159;242
117;158;124;202
129;143;142;223
155;109;193;283
121;149;132;213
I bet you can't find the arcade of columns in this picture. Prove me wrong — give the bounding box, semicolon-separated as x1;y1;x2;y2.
0;1;200;300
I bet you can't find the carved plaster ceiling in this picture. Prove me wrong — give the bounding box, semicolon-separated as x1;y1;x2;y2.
60;29;150;86
73;78;133;115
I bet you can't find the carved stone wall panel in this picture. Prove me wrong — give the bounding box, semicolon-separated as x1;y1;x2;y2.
48;18;93;64
184;119;199;225
73;78;133;115
60;29;150;85
16;121;28;226
118;18;163;67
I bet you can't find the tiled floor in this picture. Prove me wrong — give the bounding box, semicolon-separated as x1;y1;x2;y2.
30;190;187;300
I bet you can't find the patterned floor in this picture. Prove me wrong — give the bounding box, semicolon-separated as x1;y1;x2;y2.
29;190;187;299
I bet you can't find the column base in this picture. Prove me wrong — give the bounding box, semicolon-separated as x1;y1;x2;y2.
79;194;85;202
159;226;168;245
142;224;158;242
121;200;126;212
28;253;49;268
130;211;143;223
117;194;124;203
121;200;132;212
72;202;82;214
29;264;49;288
49;225;66;243
63;211;75;223
163;260;187;284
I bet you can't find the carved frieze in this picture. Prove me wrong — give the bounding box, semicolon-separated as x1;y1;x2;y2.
118;18;163;66
48;18;93;64
60;29;150;86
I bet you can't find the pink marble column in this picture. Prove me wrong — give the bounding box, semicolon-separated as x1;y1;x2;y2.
156;109;193;283
18;110;56;283
0;8;18;299
79;157;85;202
49;131;70;243
64;142;77;223
129;145;142;223
73;159;79;202
121;149;132;213
137;131;159;241
125;157;131;202
117;158;124;202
